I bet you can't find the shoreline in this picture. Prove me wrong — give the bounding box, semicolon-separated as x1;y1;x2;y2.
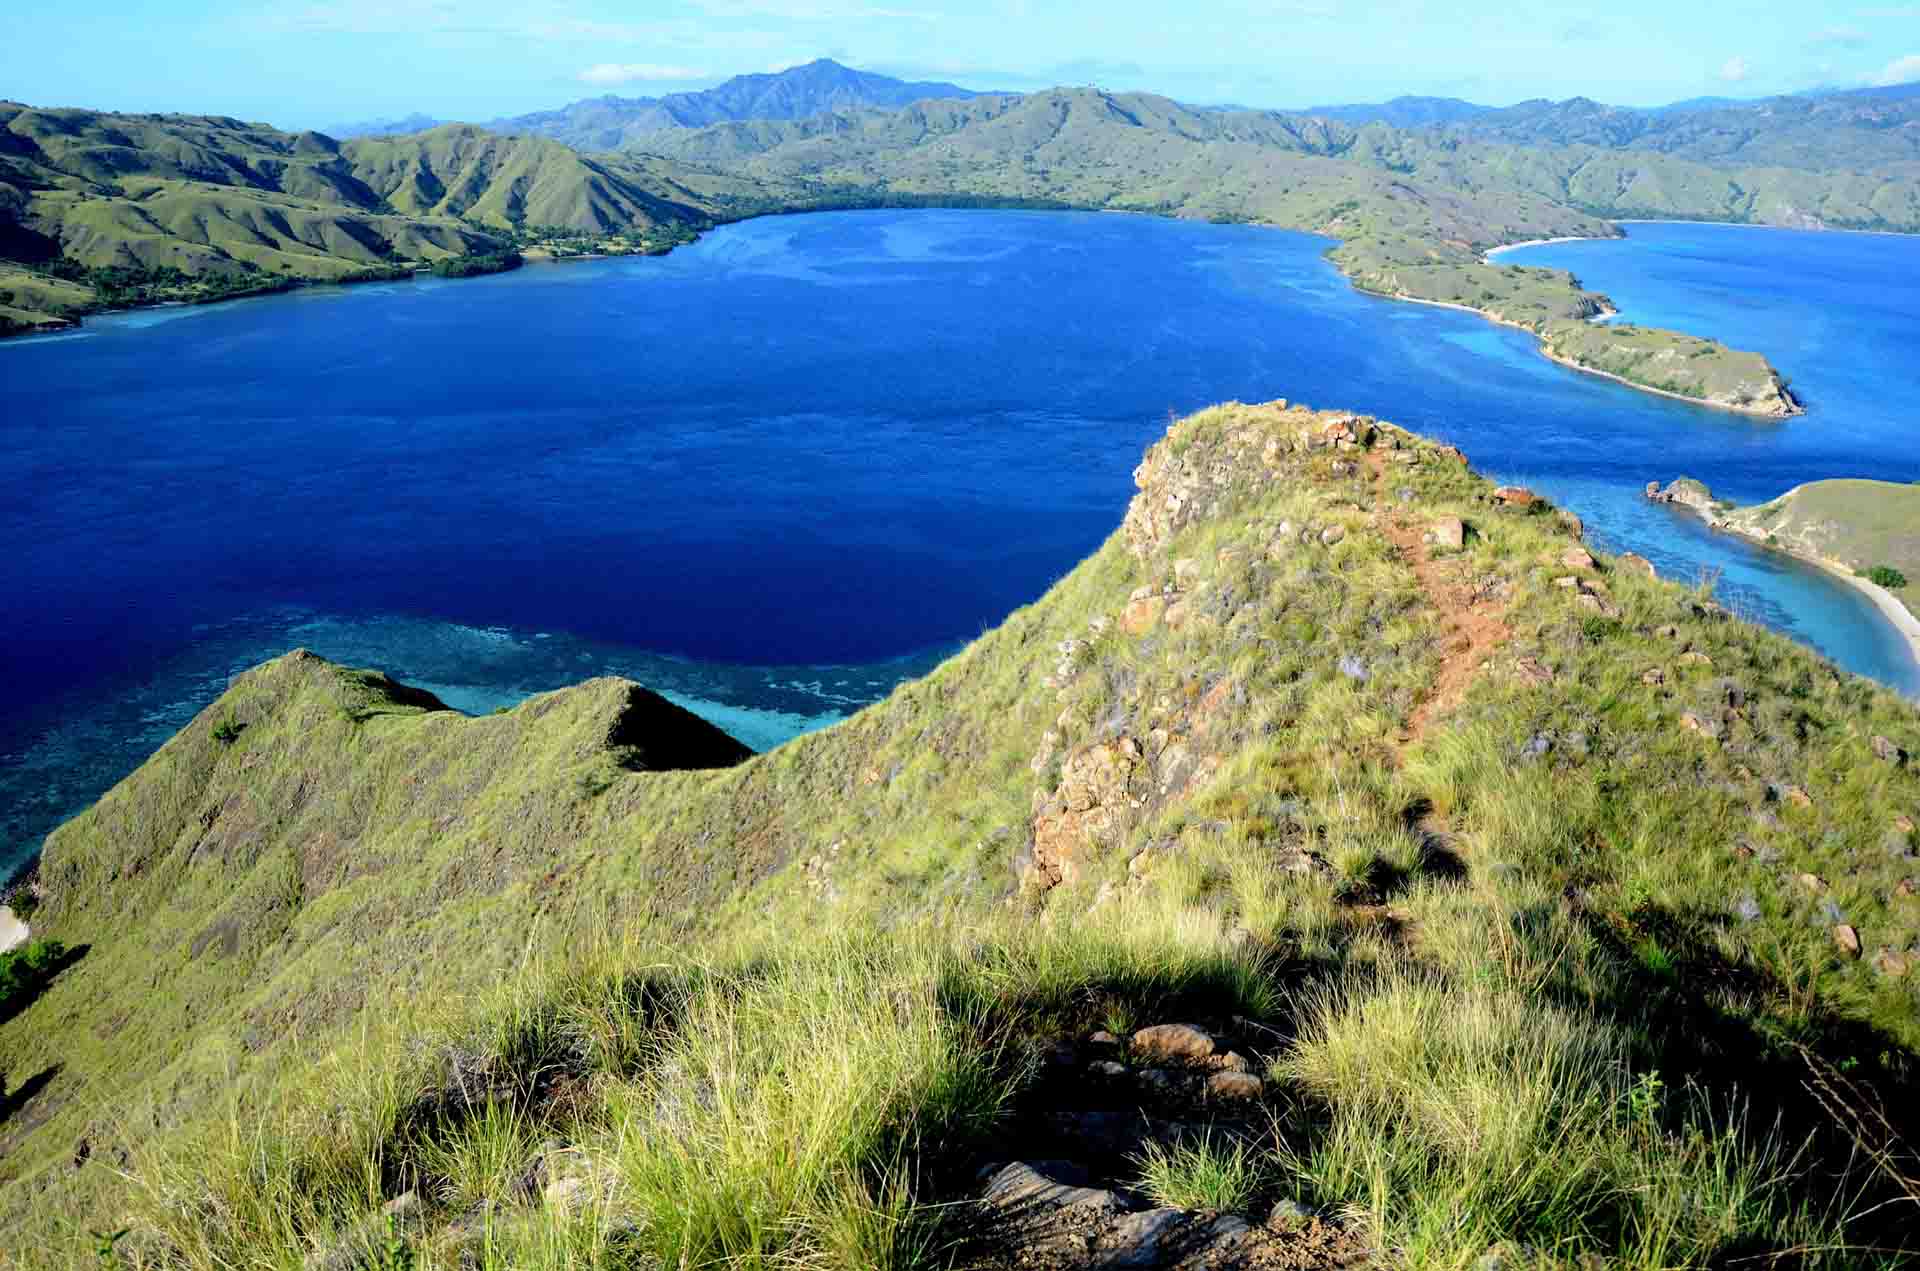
1655;491;1920;675
1612;217;1915;240
1352;283;1802;419
1486;235;1595;257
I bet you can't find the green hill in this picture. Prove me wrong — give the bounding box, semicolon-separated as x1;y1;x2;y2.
6;403;1920;1267
0;105;784;332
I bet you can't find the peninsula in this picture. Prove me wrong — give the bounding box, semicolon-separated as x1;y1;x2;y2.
1648;475;1920;657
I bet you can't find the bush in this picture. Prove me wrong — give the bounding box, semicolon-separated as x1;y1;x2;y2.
0;939;67;1015
1863;565;1908;590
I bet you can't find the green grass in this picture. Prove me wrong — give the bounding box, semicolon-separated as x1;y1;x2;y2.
1133;1132;1268;1211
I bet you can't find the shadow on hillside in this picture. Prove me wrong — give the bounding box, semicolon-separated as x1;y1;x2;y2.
0;1063;62;1131
1561;902;1920;1250
0;942;89;1028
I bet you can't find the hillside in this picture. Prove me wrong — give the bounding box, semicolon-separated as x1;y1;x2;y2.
495;59;986;152
5;402;1920;1267
0;105;784;334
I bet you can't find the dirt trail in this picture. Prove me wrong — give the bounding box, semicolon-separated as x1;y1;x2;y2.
1367;449;1512;749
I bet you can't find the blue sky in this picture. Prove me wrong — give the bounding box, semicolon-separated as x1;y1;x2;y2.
4;1;1919;129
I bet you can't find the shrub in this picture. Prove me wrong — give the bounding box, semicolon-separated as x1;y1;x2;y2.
0;939;68;1015
1863;565;1908;590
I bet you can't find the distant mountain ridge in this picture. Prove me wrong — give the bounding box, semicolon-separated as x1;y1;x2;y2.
326;111;448;139
493;58;986;151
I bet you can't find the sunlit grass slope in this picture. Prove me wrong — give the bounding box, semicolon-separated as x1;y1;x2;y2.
5;402;1920;1266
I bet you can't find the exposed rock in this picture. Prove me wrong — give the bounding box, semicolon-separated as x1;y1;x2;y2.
1656;624;1682;640
1512;657;1554;686
1873;735;1908;767
1620;552;1657;578
1873;949;1912;978
1428;516;1466;549
1679;712;1720;740
1130;1023;1216;1064
1897;815;1916;834
1575;592;1622;619
1641;668;1667;687
1027;740;1142;888
1121;595;1167;636
1173;557;1202;589
1833;925;1863;959
1897;879;1918;899
982;1161;1127;1215
1798;873;1828;893
1088;1059;1128;1080
1678;651;1713;668
1267;1199;1314;1226
1734;894;1762;923
1778;785;1813;809
1337;654;1369;682
1494;485;1539;507
1562;548;1596;571
1205;1071;1265;1100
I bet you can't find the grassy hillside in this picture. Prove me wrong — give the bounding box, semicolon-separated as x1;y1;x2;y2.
0;104;786;333
6;403;1920;1267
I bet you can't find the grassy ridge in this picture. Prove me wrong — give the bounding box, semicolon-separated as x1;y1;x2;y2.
6;403;1920;1264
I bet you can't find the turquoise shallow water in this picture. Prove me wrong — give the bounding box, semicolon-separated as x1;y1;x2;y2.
2;210;1916;877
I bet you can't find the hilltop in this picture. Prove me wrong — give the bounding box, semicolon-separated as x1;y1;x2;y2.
5;402;1920;1267
492;59;986;152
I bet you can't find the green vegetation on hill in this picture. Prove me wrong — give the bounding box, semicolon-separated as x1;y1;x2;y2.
6;403;1920;1266
0;105;790;333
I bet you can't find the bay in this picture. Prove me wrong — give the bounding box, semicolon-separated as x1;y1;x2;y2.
2;209;1914;878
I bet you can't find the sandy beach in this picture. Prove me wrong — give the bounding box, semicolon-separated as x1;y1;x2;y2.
1486;235;1596;257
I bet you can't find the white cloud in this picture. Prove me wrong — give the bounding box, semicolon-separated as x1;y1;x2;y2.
578;63;710;86
1719;56;1751;82
1869;52;1920;84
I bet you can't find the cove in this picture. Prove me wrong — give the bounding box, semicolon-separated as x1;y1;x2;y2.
2;209;1915;878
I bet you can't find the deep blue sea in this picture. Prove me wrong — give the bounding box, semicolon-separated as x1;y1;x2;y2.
3;210;1918;878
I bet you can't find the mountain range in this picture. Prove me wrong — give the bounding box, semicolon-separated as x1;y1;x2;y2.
327;58;985;149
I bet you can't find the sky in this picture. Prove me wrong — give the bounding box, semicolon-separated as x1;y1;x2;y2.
3;1;1919;130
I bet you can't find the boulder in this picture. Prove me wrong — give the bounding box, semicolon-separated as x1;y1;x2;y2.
1130;1023;1216;1064
1205;1071;1265;1100
1429;517;1466;549
1873;949;1912;978
1619;552;1657;578
1494;485;1539;507
1320;524;1347;547
1561;548;1597;571
1833;925;1863;960
1120;595;1166;635
1873;735;1908;767
1172;557;1202;589
982;1161;1127;1215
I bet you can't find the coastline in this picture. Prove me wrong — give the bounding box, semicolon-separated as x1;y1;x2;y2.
1655;492;1920;674
1534;346;1801;419
1611;218;1915;240
1486;235;1594;257
1351;281;1801;419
